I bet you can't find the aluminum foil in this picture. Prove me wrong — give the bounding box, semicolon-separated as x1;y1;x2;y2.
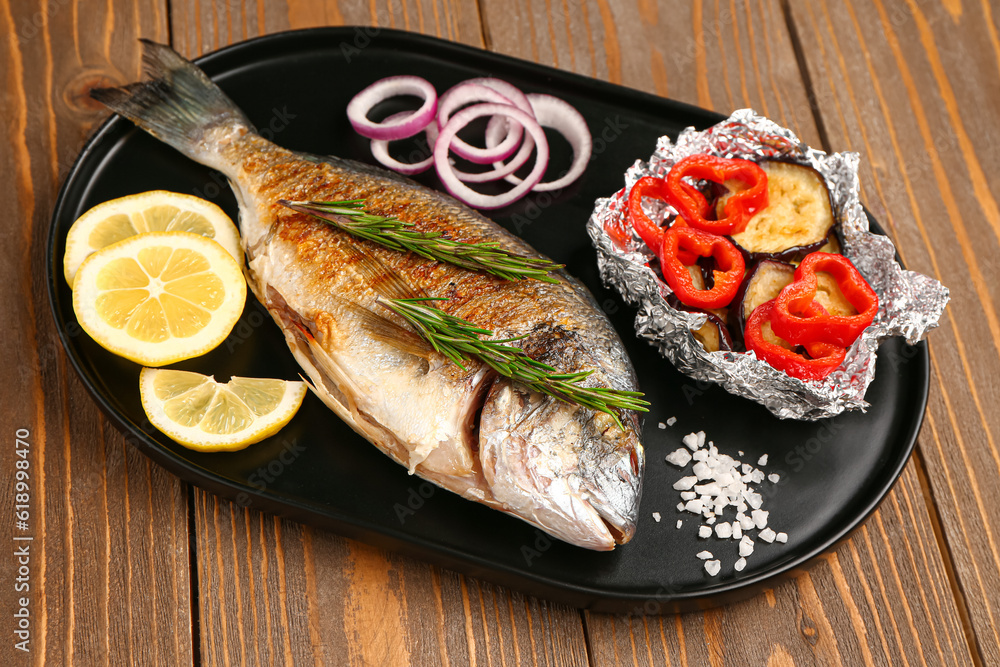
587;109;949;420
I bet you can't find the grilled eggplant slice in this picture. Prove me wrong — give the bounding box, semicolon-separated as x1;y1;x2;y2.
718;161;835;261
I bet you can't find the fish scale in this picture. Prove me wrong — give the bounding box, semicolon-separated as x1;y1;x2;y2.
92;39;645;550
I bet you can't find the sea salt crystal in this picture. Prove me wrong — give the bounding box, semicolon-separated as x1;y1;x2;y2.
715;522;733;539
698;525;712;538
666;416;677;426
759;527;777;543
685;499;705;514
739;536;755;557
732;522;742;540
705;560;722;576
706;516;716;524
738;514;754;531
652;512;661;522
696;550;713;560
683;433;702;451
680;491;697;501
658;422;666;429
751;509;769;529
665;448;693;467
734;557;747;572
692;461;713;480
673;476;698;491
776;532;788;543
676;520;683;529
758;454;768;466
768;473;780;484
677;502;685;511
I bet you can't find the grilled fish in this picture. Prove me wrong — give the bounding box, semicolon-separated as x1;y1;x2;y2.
93;40;645;550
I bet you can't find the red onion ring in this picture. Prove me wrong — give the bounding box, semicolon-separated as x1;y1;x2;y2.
488;93;592;192
437;83;524;164
369;112;441;175
346;75;437;141
435;104;549;210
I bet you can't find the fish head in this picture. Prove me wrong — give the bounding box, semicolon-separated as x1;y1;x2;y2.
478;379;643;551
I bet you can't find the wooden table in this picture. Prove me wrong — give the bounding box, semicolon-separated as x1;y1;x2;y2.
3;0;998;664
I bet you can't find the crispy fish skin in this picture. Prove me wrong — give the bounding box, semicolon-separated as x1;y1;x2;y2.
92;40;645;550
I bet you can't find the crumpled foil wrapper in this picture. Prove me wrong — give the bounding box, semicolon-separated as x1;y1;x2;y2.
587;109;949;420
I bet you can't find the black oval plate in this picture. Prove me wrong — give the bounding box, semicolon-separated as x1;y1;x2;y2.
47;28;928;613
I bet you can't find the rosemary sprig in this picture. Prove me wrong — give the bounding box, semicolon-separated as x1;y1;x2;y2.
280;199;564;283
381;298;649;430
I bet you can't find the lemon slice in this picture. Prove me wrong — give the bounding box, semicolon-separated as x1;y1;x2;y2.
72;231;247;366
63;190;241;287
140;369;307;451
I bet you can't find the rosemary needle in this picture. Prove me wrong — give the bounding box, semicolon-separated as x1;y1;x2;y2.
280;199;564;283
382;298;649;430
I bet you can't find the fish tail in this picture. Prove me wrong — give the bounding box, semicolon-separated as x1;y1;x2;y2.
90;39;254;171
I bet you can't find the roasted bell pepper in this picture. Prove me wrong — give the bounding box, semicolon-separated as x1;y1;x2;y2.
770;252;878;347
745;300;847;381
660;226;745;309
627;176;669;255
665;154;768;235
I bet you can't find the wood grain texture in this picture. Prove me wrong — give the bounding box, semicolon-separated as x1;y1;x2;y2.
787;0;1000;663
192;495;590;666
0;0;193;665
169;1;591;664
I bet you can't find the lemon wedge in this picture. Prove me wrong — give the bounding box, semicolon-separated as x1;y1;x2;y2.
140;369;307;451
72;231;247;366
63;190;241;287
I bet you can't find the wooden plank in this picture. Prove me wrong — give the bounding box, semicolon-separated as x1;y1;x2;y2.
478;0;821;143
168;1;591;664
786;0;1000;663
476;0;976;664
0;0;193;665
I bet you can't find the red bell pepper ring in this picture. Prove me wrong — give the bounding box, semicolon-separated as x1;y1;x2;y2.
659;226;745;309
745;300;847;381
627;176;669;255
664;154;768;235
770;252;879;347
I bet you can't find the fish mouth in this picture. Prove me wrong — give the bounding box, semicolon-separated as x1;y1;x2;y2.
477;379;643;551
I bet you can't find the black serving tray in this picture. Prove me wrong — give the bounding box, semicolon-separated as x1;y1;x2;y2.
47;28;928;613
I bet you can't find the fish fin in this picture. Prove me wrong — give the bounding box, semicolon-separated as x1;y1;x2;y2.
340;243;427;302
90;39;254;168
340;301;434;358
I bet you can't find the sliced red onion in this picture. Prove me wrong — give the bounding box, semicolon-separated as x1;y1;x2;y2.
346;75;437;141
435;104;549;210
489;93;592;192
461;78;533;115
369;112;440;175
436;83;524;164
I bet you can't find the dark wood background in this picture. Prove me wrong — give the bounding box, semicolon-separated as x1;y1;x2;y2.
2;0;998;664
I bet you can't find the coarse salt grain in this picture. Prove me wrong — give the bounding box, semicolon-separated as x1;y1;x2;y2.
776;532;788;543
680;491;697;500
698;526;712;538
715;522;733;538
705;560;722;576
652;512;661;522
734;557;747;572
759;527;776;543
682;432;701;451
676;520;683;529
697;550;713;560
658;422;666;429
666;416;677;426
665;448;693;467
751;509;769;529
768;473;780;484
673;476;697;491
758;454;768;466
732;522;742;540
739;535;755;557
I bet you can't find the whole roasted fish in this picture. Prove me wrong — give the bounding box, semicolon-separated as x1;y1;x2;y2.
93;41;644;550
